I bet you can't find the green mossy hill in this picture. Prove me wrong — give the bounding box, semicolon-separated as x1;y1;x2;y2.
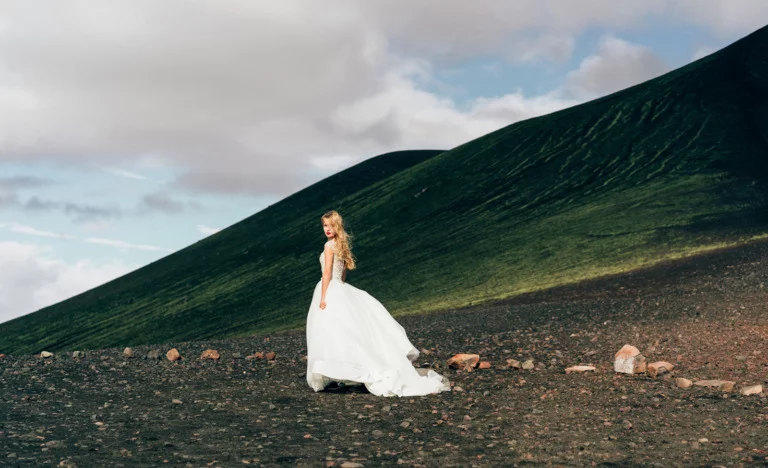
3;25;768;355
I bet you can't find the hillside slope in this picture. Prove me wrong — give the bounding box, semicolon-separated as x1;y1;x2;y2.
0;150;444;353
3;25;768;355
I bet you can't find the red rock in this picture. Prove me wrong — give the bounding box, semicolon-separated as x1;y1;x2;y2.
166;348;181;361
614;344;640;359
565;365;596;374
254;352;264;359
647;361;674;378
0;354;6;359
447;353;480;370
200;349;220;360
478;361;491;369
265;352;276;360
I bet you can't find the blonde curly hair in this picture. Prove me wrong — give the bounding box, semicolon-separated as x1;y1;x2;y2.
321;210;357;270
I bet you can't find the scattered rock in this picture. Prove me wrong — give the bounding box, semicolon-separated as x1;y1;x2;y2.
447;353;480;371
340;462;364;468
675;378;692;388
478;361;491;369
647;361;674;378
614;344;646;374
565;365;596;374
166;348;181;362
0;353;6;359
146;350;161;360
694;380;736;391
255;352;264;359
506;359;521;369
231;352;242;359
521;359;535;370
122;347;134;358
201;349;220;360
172;399;183;404
40;351;53;358
740;384;762;395
72;351;85;359
266;352;276;360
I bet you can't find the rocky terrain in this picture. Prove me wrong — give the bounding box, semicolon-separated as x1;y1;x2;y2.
2;240;768;467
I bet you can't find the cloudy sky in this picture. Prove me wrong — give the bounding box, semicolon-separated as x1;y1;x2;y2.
1;1;767;323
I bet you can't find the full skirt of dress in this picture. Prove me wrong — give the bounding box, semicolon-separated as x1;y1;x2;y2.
306;278;451;397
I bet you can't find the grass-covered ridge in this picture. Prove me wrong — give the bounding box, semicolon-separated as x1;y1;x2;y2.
3;26;768;355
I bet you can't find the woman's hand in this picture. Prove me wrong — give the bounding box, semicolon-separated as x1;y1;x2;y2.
319;299;327;310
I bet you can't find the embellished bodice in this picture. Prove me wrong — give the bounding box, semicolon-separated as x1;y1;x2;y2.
319;240;345;282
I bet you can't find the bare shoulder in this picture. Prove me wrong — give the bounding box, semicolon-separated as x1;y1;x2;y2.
324;240;336;251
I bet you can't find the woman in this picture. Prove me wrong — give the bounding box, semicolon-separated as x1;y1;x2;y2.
305;210;451;397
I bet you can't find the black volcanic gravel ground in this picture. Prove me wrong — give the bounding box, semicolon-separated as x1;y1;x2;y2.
2;241;768;467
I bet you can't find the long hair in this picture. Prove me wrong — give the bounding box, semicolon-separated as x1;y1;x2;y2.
321;210;357;270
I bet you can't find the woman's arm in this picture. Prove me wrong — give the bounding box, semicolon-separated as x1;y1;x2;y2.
321;244;334;303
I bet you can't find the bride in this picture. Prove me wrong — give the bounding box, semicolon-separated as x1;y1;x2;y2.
305;210;451;397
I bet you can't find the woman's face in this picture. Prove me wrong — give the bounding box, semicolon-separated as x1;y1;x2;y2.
322;220;335;238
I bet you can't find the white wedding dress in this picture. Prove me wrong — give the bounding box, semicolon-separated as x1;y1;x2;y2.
306;239;451;397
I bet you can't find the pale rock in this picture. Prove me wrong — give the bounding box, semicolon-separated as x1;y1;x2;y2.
521;359;534;370
122;347;134;358
694;379;736;391
40;351;53;358
740;384;762;395
478;361;491;369
565;365;596;374
506;359;521;368
614;345;646;374
675;378;692;388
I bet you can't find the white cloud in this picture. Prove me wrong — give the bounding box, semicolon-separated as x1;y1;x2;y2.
2;1;764;198
0;221;76;239
100;166;148;180
196;224;221;235
79;220;117;234
562;35;670;99
84;237;171;252
0;241;135;323
0;221;170;251
670;0;768;36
